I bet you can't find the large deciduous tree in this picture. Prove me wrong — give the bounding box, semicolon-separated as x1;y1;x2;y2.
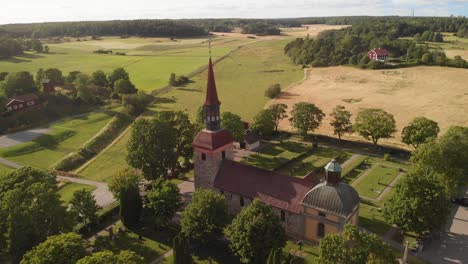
127;111;196;179
228;199;286;264
44;68;64;85
109;169;142;228
384;170;450;235
410;126;468;196
289;102;325;137
181;189;228;245
90;70;109;87
173;234;192;264
145;179;182;227
401;117;440;148
114;79;137;94
221;112;245;142
69;189;100;227
319;225;395;264
353;108;396;146
74;73;96;104
20;233;88;264
108;68;129;88
0;167;71;261
330;105;353;140
76;250;143;264
0;71;37;97
268;103;288;133
251;109;275;138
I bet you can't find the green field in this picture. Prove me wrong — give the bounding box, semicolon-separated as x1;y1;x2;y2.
0;36;250;92
353;164;401;199
0;109;121;169
0;164;16;175
57;182;97;204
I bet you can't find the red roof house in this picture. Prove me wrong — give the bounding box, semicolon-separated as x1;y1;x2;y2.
368;48;389;62
5;94;39;113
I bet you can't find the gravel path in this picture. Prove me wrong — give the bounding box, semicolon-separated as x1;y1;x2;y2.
0;128;51;148
0;157;23;169
56;174;115;207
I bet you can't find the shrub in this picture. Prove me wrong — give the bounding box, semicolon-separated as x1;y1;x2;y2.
264;83;281;98
383;153;391;161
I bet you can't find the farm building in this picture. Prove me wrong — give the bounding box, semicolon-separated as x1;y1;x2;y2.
193;58;360;242
243;129;260;150
5;94;40;113
368;48;389;62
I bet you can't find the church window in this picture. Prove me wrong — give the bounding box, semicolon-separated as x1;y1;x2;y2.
201;153;206;160
317;223;325;238
240;197;244;207
222;151;226;159
281;211;285;222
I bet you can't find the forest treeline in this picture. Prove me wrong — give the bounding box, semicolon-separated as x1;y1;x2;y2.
284;17;468;69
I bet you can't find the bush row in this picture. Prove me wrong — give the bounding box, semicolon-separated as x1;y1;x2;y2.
53;113;132;171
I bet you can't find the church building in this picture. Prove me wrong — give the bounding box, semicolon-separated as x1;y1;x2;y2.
192;58;360;242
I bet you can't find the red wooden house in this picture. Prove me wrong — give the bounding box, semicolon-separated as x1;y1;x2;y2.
5;94;39;112
368;48;389;62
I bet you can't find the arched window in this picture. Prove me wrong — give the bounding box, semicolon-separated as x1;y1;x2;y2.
240;197;244;207
201;153;206;161
280;211;285;222
317;223;325;238
222;151;226;159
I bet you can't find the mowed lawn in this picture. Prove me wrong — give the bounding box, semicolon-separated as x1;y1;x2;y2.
78;128;132;182
149;38;303;121
353;164;401;199
57;182;96;204
0;110;119;169
0;36;248;92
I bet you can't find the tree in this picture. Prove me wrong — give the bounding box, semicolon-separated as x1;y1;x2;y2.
384;170;450;235
69;189;100;227
221;112;245;142
91;70;109;87
173;234;192;264
35;68;45;87
44;68;64;85
401;117;439;148
44;45;49;53
0;71;8;81
228;200;286;264
411;126;468;196
265;83;281;98
0;167;71;261
108;169;142;228
266;248;282;264
354;108;396;146
0;71;37;97
169;73;177;86
122;92;152;116
181;189;228;245
114;79;137;94
74;73;96;104
289;102;325;137
32;39;43;53
318;225;395;264
108;68;129;88
66;71;81;84
251;109;275;138
268;103;288;132
196;105;205;124
145;179;182;227
330;105;353;140
127;111;195;179
76;250;143;264
20;233;88;264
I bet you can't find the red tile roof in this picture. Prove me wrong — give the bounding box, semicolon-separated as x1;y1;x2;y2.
370;48;389;56
6;93;39;106
204;58;221;106
214;160;318;214
192;129;234;150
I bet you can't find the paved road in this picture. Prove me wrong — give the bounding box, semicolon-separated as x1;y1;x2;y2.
0;128;51;148
0;157;23;169
419;188;468;264
56;175;115;207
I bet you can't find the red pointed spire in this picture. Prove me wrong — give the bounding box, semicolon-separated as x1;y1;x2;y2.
204;58;221;106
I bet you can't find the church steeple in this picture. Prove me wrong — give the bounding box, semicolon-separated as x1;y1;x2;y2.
204;58;221;131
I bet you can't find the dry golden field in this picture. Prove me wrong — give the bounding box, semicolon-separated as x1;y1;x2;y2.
272;66;468;148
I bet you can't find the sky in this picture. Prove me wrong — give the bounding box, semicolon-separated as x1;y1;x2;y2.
1;0;467;25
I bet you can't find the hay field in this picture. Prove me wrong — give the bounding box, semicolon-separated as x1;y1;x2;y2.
273;66;468;148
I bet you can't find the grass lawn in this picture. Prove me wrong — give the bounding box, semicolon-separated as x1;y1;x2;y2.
284;240;319;263
78;127;132;182
0;109;121;169
0;36;249;92
278;147;351;177
148;38;303;121
94;220;177;262
353;164;401;199
57;182;96;204
242;141;310;171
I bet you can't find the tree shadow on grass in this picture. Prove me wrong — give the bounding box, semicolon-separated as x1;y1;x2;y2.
193;241;240;264
258;144;284;156
154;97;176;104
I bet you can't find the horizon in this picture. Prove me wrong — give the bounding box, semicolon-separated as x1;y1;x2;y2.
2;0;467;25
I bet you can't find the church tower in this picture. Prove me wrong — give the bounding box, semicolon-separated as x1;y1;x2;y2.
192;58;234;190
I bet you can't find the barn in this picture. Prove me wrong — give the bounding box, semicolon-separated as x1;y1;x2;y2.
368;48;389;62
5;94;40;112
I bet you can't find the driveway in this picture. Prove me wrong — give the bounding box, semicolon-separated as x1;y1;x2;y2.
57;175;115;208
0;128;51;148
420;188;468;264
